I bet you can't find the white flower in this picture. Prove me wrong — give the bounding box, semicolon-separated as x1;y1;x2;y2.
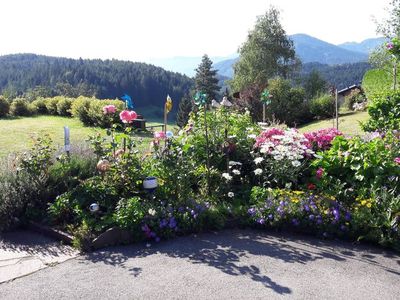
254;168;263;175
254;157;264;165
291;160;301;167
247;134;257;139
260;147;268;154
232;169;241;175
228;192;234;198
273;155;283;161
148;208;156;216
222;173;233;181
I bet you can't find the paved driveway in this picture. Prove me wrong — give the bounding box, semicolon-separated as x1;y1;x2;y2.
0;229;399;299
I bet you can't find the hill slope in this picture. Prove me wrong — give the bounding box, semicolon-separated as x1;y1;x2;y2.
0;54;194;117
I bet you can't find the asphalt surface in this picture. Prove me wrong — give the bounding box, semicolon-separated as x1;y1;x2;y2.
0;229;399;300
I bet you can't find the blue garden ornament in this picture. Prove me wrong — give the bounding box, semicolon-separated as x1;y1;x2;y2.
194;91;208;106
121;94;134;110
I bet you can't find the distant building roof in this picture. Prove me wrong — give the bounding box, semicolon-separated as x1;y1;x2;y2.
338;84;362;95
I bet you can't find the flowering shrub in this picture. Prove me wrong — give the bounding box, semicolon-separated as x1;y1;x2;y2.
248;187;352;236
386;37;400;59
252;128;314;188
304;128;342;152
311;133;400;200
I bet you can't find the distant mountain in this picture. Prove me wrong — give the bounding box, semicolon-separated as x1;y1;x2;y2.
338;37;386;54
290;34;368;65
214;34;373;80
214;58;238;78
146;54;237;77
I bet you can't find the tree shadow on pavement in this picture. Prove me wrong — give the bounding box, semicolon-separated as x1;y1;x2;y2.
83;229;400;295
0;230;76;258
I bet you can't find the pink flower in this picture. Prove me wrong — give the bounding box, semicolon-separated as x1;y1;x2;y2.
304;128;342;151
102;104;117;114
119;110;137;123
387;42;394;50
395;157;400;165
154;131;166;139
316;167;324;179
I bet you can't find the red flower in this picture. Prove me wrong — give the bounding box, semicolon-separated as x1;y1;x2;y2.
307;183;316;190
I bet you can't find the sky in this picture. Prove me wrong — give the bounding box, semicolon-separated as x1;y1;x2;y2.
0;0;391;62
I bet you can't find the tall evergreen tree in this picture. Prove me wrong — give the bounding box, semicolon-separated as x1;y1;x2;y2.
194;54;220;101
176;93;193;127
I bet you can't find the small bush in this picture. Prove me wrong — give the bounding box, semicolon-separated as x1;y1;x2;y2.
31;98;48;114
56;97;73;116
44;97;61;115
0;96;10;117
309;94;335;119
9;98;31;116
71;96;92;125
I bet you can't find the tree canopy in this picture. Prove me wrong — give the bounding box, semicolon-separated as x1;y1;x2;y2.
230;6;299;92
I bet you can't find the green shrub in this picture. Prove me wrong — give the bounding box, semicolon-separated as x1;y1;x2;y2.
361;90;400;132
56;97;73;116
309;94;335;119
31;98;48;114
311;134;400;200
0;96;10;117
9;98;31;116
0;135;55;231
44;97;61;115
71;96;92;125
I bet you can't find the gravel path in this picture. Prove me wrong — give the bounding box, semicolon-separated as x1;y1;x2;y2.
0;229;399;299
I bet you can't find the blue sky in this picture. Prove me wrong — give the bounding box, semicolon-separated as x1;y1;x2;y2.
0;0;390;61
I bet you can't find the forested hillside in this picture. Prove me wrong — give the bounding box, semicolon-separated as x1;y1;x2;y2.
0;54;194;116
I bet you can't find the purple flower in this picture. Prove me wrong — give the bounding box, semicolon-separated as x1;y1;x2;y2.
150;232;156;238
316;215;323;225
292;218;300;226
309;214;315;221
257;218;265;225
268;214;274;220
159;219;168;228
248;207;256;216
345;212;351;221
178;207;184;213
340;225;347;231
332;209;340;221
142;224;150;232
387;42;394;50
169;217;177;229
394;157;400;165
303;204;310;212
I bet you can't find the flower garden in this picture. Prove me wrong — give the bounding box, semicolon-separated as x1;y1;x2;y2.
1;87;399;252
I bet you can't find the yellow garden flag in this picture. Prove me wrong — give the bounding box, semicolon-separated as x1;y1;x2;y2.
165;95;173;113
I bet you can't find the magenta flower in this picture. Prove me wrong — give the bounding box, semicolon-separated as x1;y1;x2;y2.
102;104;116;115
119;110;137;123
316;167;324;179
395;157;400;165
154;131;166;139
387;42;394;50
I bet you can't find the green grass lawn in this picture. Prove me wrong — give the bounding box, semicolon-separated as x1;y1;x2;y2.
298;111;369;136
0;115;171;158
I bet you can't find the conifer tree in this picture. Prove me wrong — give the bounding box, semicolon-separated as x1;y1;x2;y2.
194;55;220;101
176;93;193;127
